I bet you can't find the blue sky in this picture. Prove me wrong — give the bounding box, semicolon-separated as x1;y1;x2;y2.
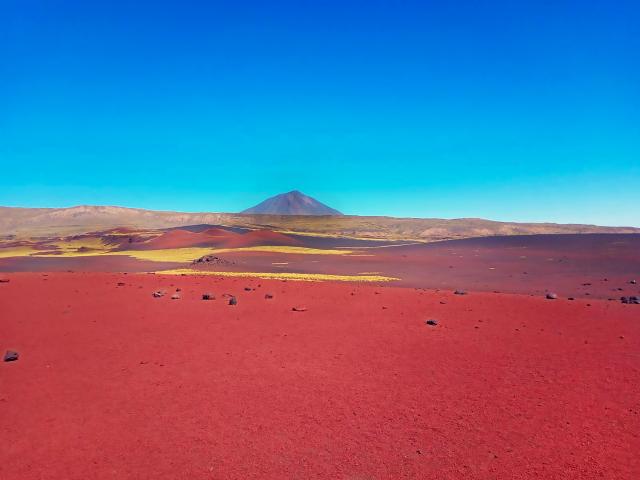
1;0;639;225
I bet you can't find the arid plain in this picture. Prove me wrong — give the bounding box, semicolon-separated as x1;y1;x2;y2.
1;205;639;479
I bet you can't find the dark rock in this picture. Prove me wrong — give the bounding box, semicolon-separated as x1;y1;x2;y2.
621;296;629;304
454;289;467;295
152;291;165;298
292;306;307;312
546;293;558;300
3;351;19;362
630;280;637;285
0;278;10;283
202;293;214;300
264;293;274;299
244;287;253;291
425;319;438;326
630;296;640;304
568;297;575;301
228;296;237;306
171;294;180;300
192;255;234;266
117;282;125;286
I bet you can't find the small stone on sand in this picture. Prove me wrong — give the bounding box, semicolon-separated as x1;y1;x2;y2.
3;351;19;362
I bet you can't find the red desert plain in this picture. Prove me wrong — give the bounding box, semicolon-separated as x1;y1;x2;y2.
1;213;640;479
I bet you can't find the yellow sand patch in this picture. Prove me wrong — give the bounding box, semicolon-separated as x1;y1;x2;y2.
0;246;38;258
0;246;352;262
337;242;422;249
220;246;352;255
106;247;215;262
46;238;113;255
274;230;393;241
107;246;353;262
0;243;356;263
0;243;114;259
156;269;399;282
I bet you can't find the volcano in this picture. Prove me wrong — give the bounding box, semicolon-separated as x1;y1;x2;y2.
241;190;343;216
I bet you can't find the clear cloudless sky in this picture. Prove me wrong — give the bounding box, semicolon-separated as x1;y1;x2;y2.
1;0;639;225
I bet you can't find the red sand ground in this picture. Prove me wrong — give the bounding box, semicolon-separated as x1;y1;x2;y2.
1;273;639;479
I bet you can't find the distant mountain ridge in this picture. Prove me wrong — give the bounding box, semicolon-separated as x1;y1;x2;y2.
1;204;639;241
241;191;343;216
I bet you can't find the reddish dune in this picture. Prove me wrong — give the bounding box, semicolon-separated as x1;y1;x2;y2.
217;229;301;248
136;229;203;249
1;273;638;479
200;227;236;237
124;228;300;250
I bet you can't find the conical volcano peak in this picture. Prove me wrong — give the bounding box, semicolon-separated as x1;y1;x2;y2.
241;191;343;216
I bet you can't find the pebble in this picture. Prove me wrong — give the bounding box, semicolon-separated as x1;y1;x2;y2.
3;351;19;362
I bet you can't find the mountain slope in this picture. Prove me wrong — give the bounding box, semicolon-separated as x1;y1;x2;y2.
241;191;343;216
